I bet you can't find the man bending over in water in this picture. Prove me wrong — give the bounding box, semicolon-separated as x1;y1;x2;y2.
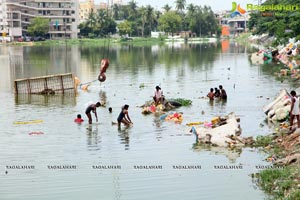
85;102;101;124
117;104;133;128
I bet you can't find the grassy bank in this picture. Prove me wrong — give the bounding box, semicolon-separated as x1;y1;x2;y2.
256;166;300;200
8;36;219;46
254;132;300;199
18;37;165;46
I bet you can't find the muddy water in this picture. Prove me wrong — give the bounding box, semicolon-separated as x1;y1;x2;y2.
0;42;290;200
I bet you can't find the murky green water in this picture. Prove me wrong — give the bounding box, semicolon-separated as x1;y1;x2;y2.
0;41;291;199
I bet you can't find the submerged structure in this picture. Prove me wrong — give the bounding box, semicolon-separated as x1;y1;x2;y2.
14;73;75;94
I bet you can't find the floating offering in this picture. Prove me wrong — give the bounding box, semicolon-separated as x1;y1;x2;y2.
29;131;44;135
13;120;43;125
186;122;203;126
165;112;183;123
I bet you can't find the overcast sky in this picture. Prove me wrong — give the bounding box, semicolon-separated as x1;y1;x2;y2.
95;0;262;11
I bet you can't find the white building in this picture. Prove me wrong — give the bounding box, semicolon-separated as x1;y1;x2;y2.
0;0;79;40
0;0;9;37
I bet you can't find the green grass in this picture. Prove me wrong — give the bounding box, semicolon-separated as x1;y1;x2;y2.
255;135;274;147
31;37;164;46
258;166;300;199
169;98;192;106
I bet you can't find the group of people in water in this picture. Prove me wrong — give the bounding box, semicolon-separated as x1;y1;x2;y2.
74;85;169;128
74;102;133;128
207;85;227;101
74;84;228;128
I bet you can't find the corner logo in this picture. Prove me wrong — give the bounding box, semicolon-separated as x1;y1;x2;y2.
230;2;246;18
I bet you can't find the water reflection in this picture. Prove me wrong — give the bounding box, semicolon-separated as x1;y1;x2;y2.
86;125;101;151
15;94;76;106
99;90;107;105
192;143;242;163
118;128;130;150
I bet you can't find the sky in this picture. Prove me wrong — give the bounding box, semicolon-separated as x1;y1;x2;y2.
95;0;262;11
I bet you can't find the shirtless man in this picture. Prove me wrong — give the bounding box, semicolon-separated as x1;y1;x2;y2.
85;102;101;124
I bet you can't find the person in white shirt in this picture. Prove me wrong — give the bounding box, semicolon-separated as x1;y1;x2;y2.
290;90;300;129
153;86;163;105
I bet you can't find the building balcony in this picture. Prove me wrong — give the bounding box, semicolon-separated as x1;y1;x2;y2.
7;3;75;11
6;18;21;21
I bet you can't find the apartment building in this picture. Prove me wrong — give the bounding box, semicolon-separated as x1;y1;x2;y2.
79;0;94;23
1;0;79;40
0;1;9;36
79;0;123;23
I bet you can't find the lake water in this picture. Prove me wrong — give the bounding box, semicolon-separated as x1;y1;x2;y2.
0;41;292;200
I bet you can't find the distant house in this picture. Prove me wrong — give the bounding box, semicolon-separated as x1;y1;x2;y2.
179;31;196;38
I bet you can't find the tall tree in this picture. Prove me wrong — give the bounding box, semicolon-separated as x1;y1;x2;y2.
111;4;120;20
27;17;50;36
175;0;186;12
128;0;138;20
118;20;133;36
162;4;172;12
146;5;155;32
138;6;147;37
158;11;182;36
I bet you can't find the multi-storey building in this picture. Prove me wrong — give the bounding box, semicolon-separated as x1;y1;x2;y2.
1;0;79;40
0;0;9;36
79;0;123;23
79;0;94;23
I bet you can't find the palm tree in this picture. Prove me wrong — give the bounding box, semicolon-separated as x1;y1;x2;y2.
175;0;186;12
162;4;172;12
96;9;107;28
146;5;155;32
138;6;147;37
86;10;97;29
128;0;138;20
111;4;120;20
187;4;196;16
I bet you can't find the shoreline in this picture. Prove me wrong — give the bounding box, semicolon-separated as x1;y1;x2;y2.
0;37;219;47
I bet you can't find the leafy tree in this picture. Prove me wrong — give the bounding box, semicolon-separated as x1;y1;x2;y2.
158;11;182;36
27;17;50;36
78;9;116;37
247;0;300;44
118;20;133;36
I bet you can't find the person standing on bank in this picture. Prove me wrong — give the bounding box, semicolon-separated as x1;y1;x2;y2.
117;104;133;128
85;102;101;124
290;90;300;129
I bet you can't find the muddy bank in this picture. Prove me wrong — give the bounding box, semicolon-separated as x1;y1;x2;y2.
254;90;300;199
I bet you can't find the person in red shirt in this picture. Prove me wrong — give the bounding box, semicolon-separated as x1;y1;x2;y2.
74;114;84;123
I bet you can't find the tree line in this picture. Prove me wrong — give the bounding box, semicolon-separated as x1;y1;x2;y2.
78;0;220;38
248;0;300;45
